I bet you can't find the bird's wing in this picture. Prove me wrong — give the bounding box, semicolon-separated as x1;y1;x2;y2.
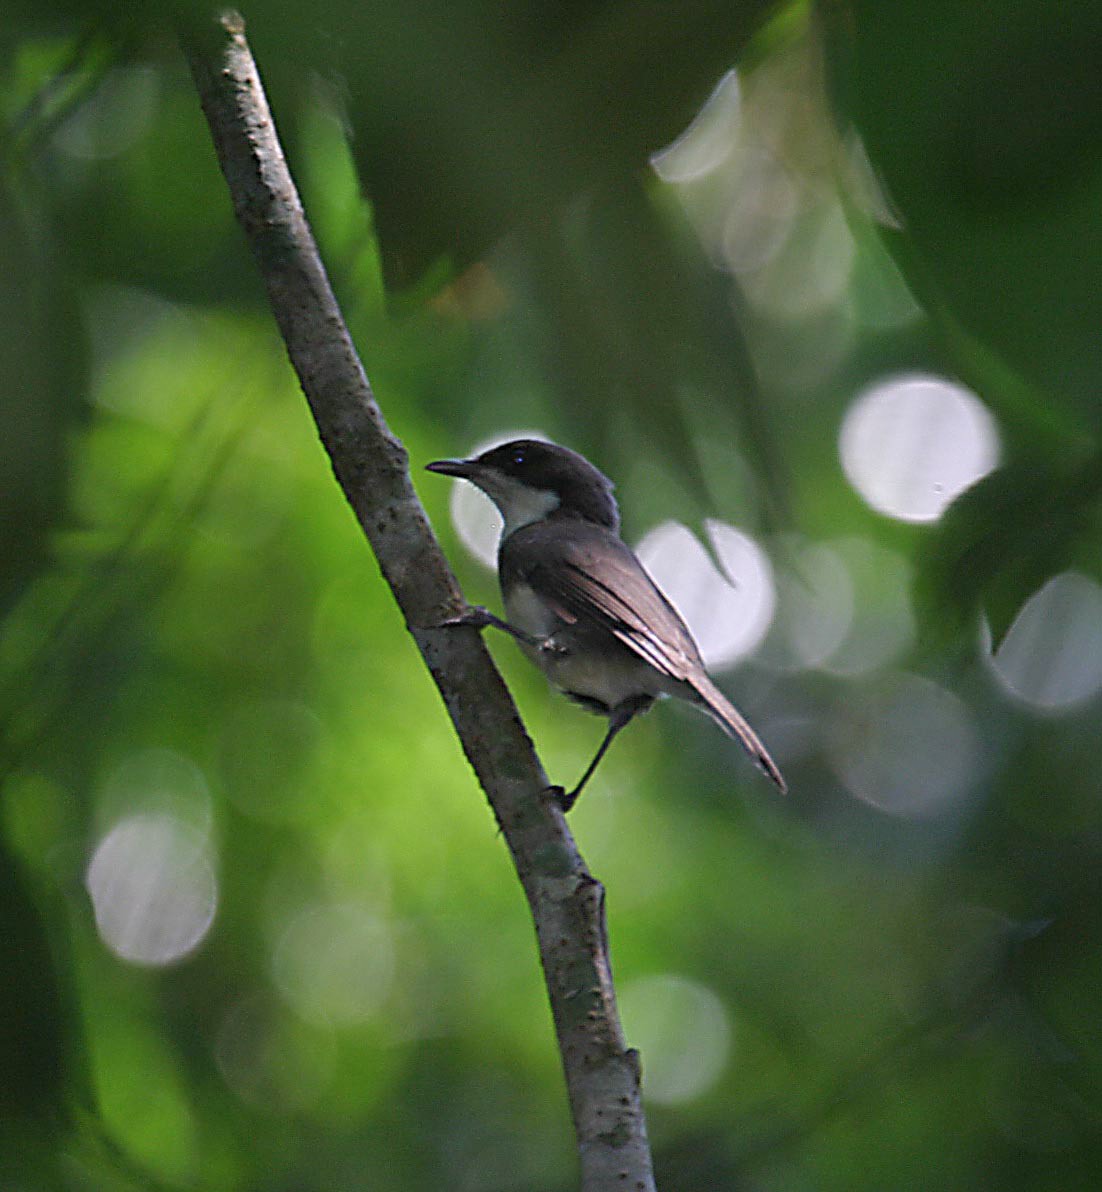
502;520;788;793
502;521;704;684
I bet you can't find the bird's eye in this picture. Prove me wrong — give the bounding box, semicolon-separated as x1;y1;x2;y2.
511;449;527;468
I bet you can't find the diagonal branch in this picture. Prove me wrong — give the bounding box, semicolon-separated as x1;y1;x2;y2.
181;11;655;1191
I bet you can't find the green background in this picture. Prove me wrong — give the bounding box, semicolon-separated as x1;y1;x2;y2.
2;2;1101;1188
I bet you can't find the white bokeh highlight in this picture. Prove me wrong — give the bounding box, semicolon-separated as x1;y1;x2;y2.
821;539;915;676
86;813;217;966
765;539;855;671
272;901;394;1025
651;70;741;183
829;673;982;818
989;572;1102;710
98;747;212;835
763;537;914;675
740;198;857;320
618;974;732;1106
449;478;503;569
719;149;800;275
636;519;775;670
839;374;999;523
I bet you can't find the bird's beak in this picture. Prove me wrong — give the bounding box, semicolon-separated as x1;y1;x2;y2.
425;457;478;479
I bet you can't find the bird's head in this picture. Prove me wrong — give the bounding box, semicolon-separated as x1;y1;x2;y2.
427;439;620;536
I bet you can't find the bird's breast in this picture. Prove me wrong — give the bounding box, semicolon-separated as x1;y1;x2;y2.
502;581;667;712
503;581;561;640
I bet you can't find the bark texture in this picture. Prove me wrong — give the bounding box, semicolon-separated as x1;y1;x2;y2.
183;12;656;1190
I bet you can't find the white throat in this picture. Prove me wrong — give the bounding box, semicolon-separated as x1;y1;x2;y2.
484;476;561;538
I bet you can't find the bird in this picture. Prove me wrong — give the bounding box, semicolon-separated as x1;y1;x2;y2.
426;439;786;809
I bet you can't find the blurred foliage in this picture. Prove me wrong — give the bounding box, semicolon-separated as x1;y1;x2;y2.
2;2;1102;1190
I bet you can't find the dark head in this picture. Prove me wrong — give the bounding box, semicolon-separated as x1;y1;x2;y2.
426;439;620;536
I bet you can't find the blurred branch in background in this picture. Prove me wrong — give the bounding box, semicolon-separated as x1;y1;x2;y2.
0;383;254;785
182;10;655;1189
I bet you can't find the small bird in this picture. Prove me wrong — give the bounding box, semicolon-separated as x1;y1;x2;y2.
427;439;786;809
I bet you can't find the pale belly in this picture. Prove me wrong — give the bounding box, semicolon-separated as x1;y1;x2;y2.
503;582;668;712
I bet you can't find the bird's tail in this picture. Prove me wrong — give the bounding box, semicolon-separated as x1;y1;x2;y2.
690;674;787;793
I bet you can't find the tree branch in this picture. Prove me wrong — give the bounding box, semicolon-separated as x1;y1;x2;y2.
181;11;656;1190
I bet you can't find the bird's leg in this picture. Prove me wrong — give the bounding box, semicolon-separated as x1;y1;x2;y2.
555;694;653;813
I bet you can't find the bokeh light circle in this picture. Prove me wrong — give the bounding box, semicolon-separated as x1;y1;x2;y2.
650;69;741;183
618;974;732;1105
86;813;217;966
821;538;915;676
762;537;914;676
98;747;212;834
635;520;775;670
740;198;857;320
720;148;800;274
839;374;999;522
272;901;394;1025
828;673;982;818
988;571;1102;710
763;538;855;671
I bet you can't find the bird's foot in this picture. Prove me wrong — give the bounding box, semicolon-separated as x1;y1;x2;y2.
537;636;569;660
437;604;496;630
437;605;546;649
543;784;579;813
